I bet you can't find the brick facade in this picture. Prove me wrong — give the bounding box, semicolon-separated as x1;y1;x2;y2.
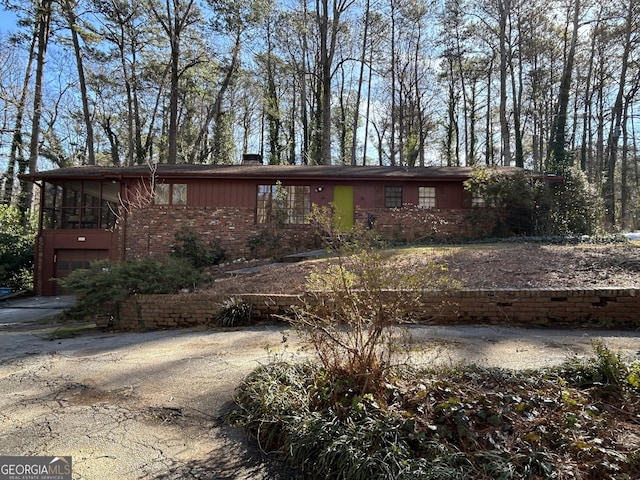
123;204;489;260
356;206;492;243
115;288;640;331
125;205;322;260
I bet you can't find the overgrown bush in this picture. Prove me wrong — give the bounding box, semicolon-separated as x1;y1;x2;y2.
464;166;602;237
55;256;203;320
247;229;283;258
0;205;36;291
556;339;640;398
290;205;458;398
170;225;225;269
545;166;602;236
464;167;535;236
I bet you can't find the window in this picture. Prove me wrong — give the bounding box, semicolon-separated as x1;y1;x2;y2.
418;187;436;208
42;181;119;230
155;183;187;205
384;186;403;208
472;194;485;207
257;184;311;224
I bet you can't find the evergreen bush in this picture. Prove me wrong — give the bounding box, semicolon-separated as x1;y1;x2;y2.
0;205;35;291
55;257;203;320
170;225;225;268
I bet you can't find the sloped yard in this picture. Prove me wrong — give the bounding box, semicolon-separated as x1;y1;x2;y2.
212;243;640;295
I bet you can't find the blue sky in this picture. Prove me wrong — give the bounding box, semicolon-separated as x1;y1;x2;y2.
0;7;17;34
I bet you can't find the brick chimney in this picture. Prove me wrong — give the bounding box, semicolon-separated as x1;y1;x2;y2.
242;154;263;165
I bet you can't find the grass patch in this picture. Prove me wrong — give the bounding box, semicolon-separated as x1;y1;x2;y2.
230;341;640;480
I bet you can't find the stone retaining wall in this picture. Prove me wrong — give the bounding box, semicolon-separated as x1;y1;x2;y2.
115;288;639;331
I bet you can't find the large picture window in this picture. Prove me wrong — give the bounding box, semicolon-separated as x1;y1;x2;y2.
384;186;403;208
418;186;436;208
42;181;119;230
257;184;311;224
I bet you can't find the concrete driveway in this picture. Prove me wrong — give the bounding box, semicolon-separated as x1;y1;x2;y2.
0;299;639;479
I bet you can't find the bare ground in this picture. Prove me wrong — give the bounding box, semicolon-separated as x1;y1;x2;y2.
210;242;640;295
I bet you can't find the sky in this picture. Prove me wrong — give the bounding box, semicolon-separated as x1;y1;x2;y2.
0;7;17;34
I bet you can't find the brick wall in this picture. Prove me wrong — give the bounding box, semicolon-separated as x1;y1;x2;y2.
125;206;321;260
124;205;488;261
356;206;490;243
115;288;640;331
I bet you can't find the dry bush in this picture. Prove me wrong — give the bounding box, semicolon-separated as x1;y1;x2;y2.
290;206;459;398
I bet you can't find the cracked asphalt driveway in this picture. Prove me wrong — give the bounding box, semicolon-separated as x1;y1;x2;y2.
1;297;639;479
0;299;305;480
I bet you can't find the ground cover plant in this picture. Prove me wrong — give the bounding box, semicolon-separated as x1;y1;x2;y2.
231;341;640;479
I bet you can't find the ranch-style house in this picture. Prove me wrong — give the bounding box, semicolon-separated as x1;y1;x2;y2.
22;161;530;296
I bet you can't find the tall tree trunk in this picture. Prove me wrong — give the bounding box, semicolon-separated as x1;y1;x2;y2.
389;0;396;165
547;0;580;171
186;28;240;165
498;0;511;166
362;43;373;165
510;12;524;168
63;0;95;165
264;25;282;165
151;0;196;164
3;26;37;206
300;0;310;164
620;75;640;229
485;59;493;165
167;28;180;164
350;0;370;166
604;0;636;226
319;0;331;164
580;12;599;174
469;80;477;166
19;0;52;220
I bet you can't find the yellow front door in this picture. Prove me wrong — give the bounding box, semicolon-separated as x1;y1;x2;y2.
333;186;354;231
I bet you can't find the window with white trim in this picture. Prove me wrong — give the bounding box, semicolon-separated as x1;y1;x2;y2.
472;194;485;207
418;186;436;208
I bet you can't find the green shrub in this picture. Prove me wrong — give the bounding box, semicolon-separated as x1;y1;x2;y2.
55;256;203;319
464;166;602;237
215;297;253;327
464;167;535;236
545;166;602;236
556;339;640;398
247;229;283;258
0;205;35;291
231;362;316;451
170;225;225;268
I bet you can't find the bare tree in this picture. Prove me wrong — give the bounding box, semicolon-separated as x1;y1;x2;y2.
148;0;199;164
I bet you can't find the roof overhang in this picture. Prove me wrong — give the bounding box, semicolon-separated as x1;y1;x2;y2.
19;164;532;183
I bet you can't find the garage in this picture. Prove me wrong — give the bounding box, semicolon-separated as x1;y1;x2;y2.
53;249;110;294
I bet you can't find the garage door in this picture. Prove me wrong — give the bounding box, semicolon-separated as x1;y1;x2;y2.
54;249;109;294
